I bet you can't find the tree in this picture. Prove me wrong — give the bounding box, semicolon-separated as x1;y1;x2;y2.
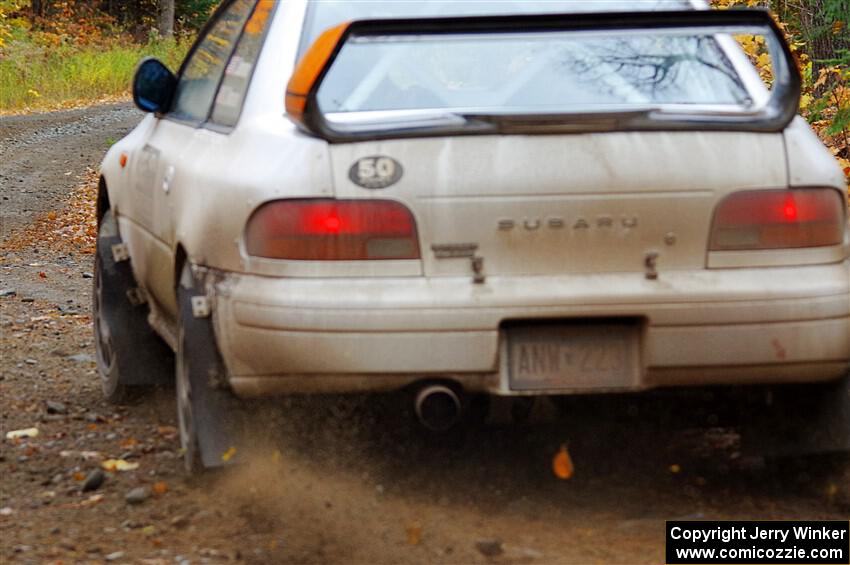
772;0;850;80
158;0;175;38
30;0;46;25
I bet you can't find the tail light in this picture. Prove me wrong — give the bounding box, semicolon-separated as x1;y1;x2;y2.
709;189;846;251
245;199;420;260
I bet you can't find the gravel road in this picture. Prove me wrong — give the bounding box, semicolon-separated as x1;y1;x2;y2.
1;104;847;565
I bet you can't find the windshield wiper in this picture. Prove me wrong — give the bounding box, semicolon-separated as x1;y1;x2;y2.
459;108;662;133
323;107;664;135
319;104;773;140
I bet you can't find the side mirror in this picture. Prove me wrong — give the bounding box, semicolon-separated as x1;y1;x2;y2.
132;58;177;114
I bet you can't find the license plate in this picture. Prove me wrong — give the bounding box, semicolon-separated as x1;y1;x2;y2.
507;323;641;391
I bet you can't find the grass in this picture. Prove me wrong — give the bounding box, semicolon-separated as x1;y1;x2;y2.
0;37;188;112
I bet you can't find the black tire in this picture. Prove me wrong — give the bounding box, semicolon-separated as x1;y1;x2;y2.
93;210;173;403
176;263;247;473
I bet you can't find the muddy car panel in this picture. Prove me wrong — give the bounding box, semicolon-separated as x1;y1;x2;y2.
100;0;850;399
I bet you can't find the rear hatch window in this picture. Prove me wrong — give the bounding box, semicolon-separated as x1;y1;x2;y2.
316;28;752;116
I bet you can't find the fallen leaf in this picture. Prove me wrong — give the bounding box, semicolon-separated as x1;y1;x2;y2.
826;483;839;498
156;425;177;435
152;482;168;496
119;438;138;449
406;522;423;545
552;443;574;480
80;494;104;507
73;471;86;482
221;447;237;462
101;459;139;472
5;428;38;440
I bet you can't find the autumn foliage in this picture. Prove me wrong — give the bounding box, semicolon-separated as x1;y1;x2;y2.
0;0;212;112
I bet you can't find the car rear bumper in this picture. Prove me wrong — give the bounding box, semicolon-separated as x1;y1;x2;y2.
209;262;850;396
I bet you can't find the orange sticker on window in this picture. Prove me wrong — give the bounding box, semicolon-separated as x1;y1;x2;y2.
285;22;350;121
245;0;273;35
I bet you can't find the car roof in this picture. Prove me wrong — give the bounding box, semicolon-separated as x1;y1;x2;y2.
297;0;704;50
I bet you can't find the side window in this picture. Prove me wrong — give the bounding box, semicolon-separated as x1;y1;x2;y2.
210;0;276;128
170;0;256;124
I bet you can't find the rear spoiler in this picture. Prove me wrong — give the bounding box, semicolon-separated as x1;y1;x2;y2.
286;9;801;142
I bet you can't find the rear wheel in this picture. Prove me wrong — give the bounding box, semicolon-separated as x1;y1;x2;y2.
93;210;173;403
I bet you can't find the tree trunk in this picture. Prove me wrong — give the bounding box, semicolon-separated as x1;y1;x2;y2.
158;0;175;38
31;0;45;19
778;0;850;83
30;0;48;29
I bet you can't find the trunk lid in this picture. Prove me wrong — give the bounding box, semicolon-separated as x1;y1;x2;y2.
329;131;787;277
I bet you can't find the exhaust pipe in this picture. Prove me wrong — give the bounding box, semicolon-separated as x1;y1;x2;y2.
414;384;462;432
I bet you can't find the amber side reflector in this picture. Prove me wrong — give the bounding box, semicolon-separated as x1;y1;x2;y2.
119;153;128;168
285;22;350;123
709;188;845;251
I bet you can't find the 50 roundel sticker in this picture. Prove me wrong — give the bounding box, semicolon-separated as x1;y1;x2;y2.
348;156;403;189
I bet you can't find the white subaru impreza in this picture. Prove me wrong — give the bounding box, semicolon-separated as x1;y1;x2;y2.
96;0;850;471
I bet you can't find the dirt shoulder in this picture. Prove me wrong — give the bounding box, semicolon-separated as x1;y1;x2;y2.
1;105;848;565
0;103;140;240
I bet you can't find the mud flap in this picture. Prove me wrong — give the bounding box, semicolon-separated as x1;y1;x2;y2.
178;269;247;469
741;374;850;457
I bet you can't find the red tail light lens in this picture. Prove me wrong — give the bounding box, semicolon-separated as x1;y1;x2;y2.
245;199;420;260
709;189;846;251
